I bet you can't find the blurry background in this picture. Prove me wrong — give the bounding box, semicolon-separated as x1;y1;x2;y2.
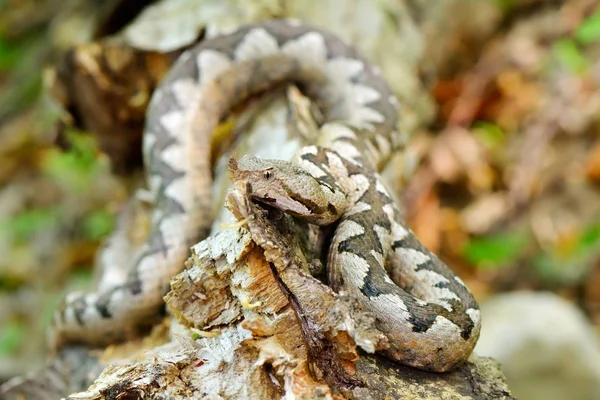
0;0;599;399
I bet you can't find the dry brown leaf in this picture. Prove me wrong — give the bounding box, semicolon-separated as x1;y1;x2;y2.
584;141;600;184
460;192;511;235
409;190;441;252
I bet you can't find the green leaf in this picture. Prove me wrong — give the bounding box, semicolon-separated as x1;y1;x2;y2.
472;121;506;149
4;207;61;242
575;11;600;45
0;320;25;356
83;209;115;241
41;131;104;193
576;224;600;252
552;38;589;74
0;38;23;71
463;232;529;269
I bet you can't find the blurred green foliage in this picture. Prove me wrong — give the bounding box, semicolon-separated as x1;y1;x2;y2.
2;207;61;243
41;131;107;194
551;11;600;75
0;29;45;120
575;11;600;45
0;37;23;71
83;209;115;241
553;38;589;74
0;320;25;357
534;224;600;283
463;231;529;269
0;129;115;298
472;121;506;151
464;223;600;285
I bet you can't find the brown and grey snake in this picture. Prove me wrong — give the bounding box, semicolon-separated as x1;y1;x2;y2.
51;19;481;372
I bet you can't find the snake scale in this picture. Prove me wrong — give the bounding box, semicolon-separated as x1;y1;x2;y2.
51;19;481;372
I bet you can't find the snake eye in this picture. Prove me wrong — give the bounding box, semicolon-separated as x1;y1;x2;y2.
263;171;272;179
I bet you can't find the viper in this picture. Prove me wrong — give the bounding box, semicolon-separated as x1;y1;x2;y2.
51;19;481;372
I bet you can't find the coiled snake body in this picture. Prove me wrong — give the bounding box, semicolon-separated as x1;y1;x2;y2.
52;20;481;372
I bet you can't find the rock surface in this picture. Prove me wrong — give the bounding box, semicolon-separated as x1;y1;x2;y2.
475;291;600;400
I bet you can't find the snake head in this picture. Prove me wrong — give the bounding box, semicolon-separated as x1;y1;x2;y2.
228;155;341;225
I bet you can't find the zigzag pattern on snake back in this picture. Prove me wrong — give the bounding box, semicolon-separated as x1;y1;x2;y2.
51;19;481;372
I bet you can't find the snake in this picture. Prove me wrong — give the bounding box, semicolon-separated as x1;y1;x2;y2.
51;19;481;372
